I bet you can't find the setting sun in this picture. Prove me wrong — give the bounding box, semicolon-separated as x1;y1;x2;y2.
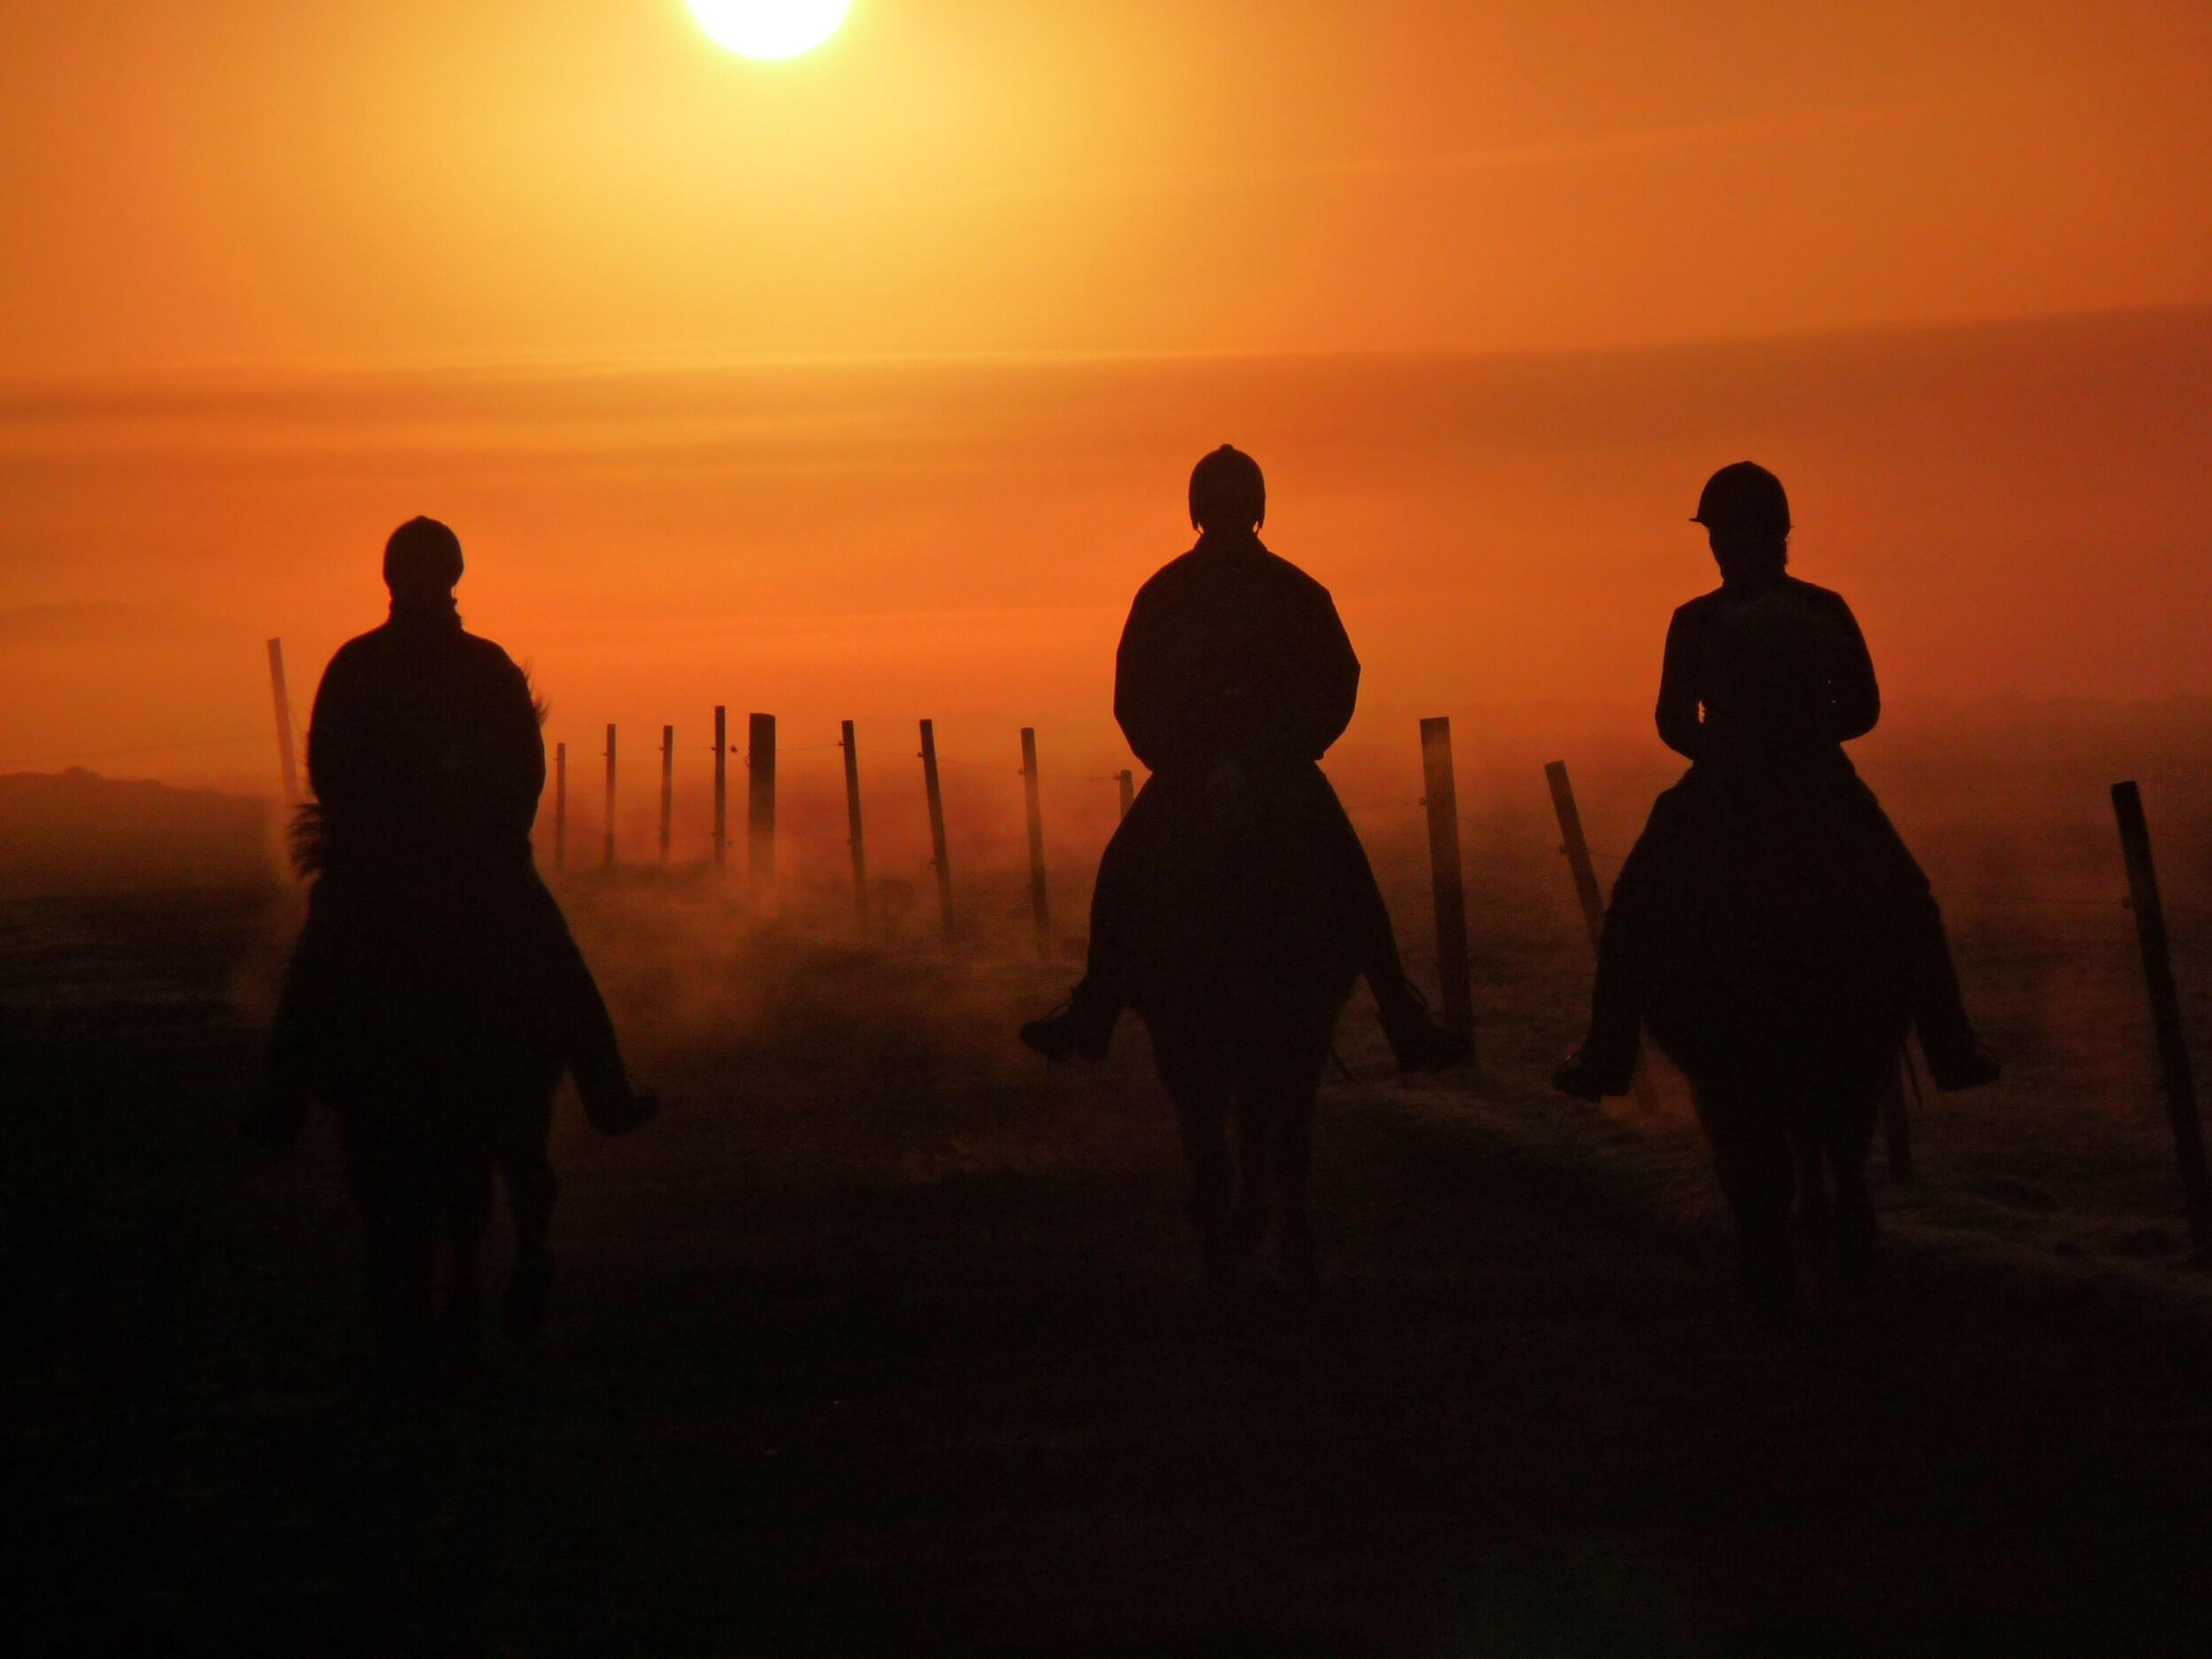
688;0;850;60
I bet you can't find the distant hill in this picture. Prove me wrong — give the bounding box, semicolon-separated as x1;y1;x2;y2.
0;770;276;897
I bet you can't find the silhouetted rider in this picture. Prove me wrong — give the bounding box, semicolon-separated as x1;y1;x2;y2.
256;518;652;1141
1554;463;1999;1100
1021;446;1468;1072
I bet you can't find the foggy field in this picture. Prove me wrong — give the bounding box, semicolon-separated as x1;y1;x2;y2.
7;805;2212;1656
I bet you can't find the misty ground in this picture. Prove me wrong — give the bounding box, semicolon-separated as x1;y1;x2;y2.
7;858;2212;1657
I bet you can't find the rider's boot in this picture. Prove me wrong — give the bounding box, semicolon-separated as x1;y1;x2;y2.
502;1247;552;1342
1020;979;1119;1063
1552;971;1641;1103
1373;980;1472;1073
1918;1024;2000;1092
559;964;660;1134
572;1053;660;1136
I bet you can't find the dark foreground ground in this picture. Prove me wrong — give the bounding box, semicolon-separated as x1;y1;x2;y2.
6;881;2212;1657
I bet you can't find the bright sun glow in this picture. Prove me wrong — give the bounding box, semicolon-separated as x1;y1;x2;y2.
688;0;851;61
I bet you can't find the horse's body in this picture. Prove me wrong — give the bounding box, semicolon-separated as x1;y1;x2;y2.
1118;766;1361;1290
1635;766;1912;1322
270;849;575;1359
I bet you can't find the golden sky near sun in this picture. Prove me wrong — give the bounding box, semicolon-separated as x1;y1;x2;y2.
4;1;2210;373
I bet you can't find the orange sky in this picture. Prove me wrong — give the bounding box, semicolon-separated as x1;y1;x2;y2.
6;1;2209;371
3;2;2211;836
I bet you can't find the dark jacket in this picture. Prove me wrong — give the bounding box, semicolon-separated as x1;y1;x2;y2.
304;604;544;887
1655;575;1878;767
1113;531;1361;778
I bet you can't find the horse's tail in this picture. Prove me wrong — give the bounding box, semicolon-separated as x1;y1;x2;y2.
287;799;333;879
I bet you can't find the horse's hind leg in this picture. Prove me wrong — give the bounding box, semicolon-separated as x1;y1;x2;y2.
1693;1079;1797;1331
339;1096;441;1370
1159;1045;1237;1280
1271;1085;1320;1301
499;1076;560;1340
1824;1084;1881;1294
1789;1109;1834;1273
441;1151;495;1357
1223;1086;1273;1264
1253;1028;1331;1299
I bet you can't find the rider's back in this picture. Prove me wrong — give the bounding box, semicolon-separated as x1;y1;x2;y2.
306;613;544;888
1113;531;1360;779
1657;575;1878;771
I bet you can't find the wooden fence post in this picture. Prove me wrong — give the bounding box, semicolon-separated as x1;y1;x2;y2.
265;638;301;803
1544;760;1663;1118
554;741;567;873
2112;781;2212;1245
712;706;728;869
748;713;776;892
842;719;868;923
603;724;617;870
1418;717;1475;1040
1020;728;1051;958
659;725;675;864
920;719;954;938
1118;769;1135;819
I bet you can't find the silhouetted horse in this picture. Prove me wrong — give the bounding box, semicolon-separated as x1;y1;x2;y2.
253;519;650;1364
1636;766;1912;1325
270;809;584;1359
1118;764;1360;1292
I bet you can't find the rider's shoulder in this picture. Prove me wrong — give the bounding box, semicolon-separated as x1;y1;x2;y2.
1676;577;1854;622
454;626;522;667
1770;570;1858;628
1776;575;1860;622
1670;589;1728;629
323;627;392;675
1137;537;1330;611
1255;543;1330;598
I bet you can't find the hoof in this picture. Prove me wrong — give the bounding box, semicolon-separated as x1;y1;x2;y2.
1278;1235;1319;1304
1224;1200;1270;1263
501;1251;552;1342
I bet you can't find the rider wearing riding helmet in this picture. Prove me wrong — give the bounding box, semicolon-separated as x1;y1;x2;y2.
1554;462;2000;1100
1021;446;1469;1073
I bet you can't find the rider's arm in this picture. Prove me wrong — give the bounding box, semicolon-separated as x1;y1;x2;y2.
303;643;368;815
1302;589;1362;760
1112;582;1184;775
485;651;548;843
1827;595;1881;743
1654;605;1706;760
